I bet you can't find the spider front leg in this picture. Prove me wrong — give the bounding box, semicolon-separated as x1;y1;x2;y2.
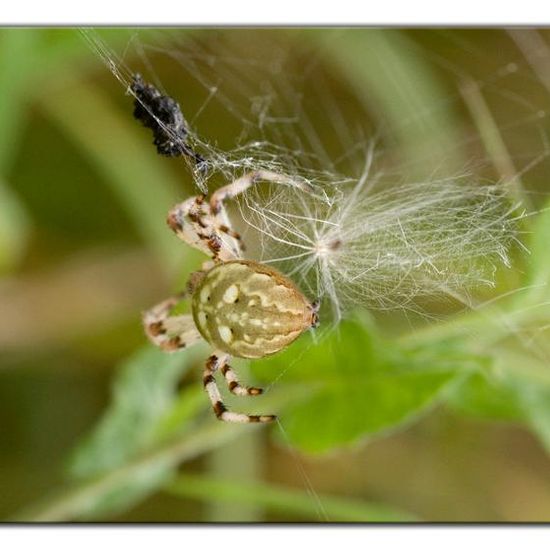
208;170;312;255
208;170;312;214
166;193;242;262
166;195;234;261
166;170;311;263
203;353;276;423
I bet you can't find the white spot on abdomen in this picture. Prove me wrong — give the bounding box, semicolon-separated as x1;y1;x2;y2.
223;284;239;304
200;286;211;303
198;311;208;328
218;325;233;344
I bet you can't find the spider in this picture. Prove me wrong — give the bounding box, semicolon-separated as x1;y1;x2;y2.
143;170;320;423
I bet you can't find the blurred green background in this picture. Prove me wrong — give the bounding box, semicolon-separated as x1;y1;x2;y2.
2;28;550;522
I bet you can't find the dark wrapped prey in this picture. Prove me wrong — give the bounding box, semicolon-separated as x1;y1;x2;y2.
130;73;206;170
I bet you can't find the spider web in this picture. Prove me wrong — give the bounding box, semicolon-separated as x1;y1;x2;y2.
81;28;550;325
79;27;550;523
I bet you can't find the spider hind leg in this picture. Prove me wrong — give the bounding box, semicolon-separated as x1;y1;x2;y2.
220;360;263;396
203;354;276;423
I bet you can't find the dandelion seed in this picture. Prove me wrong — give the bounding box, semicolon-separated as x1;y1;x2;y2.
238;166;521;322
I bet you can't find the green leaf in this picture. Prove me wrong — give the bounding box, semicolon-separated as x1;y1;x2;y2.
515;383;550;452
283;371;459;453
447;370;525;422
0;30;38;272
63;344;209;518
494;350;550;453
0;29;40;172
448;348;550;454
69;344;204;479
0;179;30;273
523;200;550;304
253;317;468;453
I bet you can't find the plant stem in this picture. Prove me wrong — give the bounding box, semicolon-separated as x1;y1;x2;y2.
14;389;298;522
14;421;248;522
166;473;417;522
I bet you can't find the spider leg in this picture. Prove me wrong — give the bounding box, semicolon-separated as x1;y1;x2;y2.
166;170;311;263
143;293;202;352
209;170;311;214
203;353;276;423
207;170;313;257
219;355;263;396
167;195;233;261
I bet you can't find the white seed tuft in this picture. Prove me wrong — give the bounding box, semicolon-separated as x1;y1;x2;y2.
238;164;521;321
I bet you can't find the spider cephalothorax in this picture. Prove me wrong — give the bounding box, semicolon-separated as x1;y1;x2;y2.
143;170;318;423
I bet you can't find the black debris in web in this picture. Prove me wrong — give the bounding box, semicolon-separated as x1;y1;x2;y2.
130;73;207;172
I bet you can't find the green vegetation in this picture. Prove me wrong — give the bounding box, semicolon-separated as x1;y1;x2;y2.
2;28;550;522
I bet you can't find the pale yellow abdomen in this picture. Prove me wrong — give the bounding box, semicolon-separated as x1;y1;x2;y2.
191;260;314;358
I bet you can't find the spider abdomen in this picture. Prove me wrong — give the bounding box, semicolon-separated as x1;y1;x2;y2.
191;260;315;358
